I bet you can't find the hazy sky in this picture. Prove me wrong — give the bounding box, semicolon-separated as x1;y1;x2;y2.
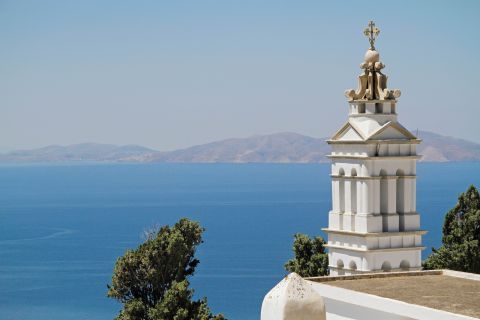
1;0;479;151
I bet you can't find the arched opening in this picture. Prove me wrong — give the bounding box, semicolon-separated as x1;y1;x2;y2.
351;168;357;214
337;259;345;276
358;103;365;114
381;261;392;272
339;168;345;214
379;169;388;232
396;169;405;231
400;260;410;271
349;260;357;271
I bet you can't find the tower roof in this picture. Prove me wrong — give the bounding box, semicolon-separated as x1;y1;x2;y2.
328;21;419;144
330;120;417;142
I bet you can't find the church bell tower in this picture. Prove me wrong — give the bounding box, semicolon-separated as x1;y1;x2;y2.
325;21;426;275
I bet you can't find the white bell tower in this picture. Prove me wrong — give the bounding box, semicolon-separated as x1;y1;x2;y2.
325;21;426;275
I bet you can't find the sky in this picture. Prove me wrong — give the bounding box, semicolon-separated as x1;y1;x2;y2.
1;0;479;151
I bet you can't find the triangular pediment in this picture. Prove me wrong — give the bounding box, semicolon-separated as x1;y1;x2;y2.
368;122;416;140
340;127;364;140
331;122;366;141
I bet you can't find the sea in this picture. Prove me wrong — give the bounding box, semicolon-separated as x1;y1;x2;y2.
0;162;479;320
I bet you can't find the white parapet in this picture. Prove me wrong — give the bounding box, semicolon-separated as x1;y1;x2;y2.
261;273;326;320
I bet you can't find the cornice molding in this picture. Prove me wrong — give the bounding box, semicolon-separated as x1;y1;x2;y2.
325;244;426;252
327;155;422;160
322;228;427;237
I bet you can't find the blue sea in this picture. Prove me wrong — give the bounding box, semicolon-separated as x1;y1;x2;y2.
0;163;479;319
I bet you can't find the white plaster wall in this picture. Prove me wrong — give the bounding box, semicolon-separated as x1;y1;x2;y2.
388;144;400;156
365;158;416;176
387;179;397;213
327;234;422;252
329;212;341;230
329;250;364;275
400;144;410;156
355;213;382;233
332;179;340;213
345;180;352;214
331;161;363;176
328;234;368;250
341;128;364;141
415;235;422;247
383;102;392;114
326;232;424;273
328;247;421;273
368;179;375;214
368;250;422;270
384;213;400;232
331;145;375;157
402;213;420;231
365;103;376;114
375;127;410;140
403;235;415;247
371;179;380;214
397;177;406;213
342;213;355;231
351;113;397;126
328;212;391;233
390;144;413;158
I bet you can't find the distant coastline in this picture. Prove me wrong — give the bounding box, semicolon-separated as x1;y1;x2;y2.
2;131;480;164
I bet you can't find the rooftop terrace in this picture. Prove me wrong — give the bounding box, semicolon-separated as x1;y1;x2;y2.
308;270;480;319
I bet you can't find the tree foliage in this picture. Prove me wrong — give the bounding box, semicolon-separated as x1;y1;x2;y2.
423;185;480;274
284;233;329;277
107;218;225;319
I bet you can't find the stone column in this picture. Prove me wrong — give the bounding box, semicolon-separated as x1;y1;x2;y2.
411;178;417;212
403;177;412;213
362;180;369;213
355;179;361;214
386;177;399;231
345;179;352;214
332;178;340;213
387;177;397;213
372;178;380;214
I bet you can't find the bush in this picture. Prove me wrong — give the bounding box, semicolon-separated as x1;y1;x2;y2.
423;185;480;274
284;233;329;277
107;218;225;319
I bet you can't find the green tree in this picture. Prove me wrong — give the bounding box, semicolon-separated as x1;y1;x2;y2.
107;218;225;320
284;233;329;277
423;185;480;274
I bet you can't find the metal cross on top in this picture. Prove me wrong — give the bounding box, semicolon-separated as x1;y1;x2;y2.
363;20;380;50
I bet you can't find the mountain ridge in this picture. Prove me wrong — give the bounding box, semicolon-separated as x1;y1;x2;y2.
2;131;479;163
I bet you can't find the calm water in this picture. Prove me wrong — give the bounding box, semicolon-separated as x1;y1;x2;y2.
0;163;479;319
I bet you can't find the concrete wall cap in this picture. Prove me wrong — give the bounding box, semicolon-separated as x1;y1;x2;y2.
261;272;326;320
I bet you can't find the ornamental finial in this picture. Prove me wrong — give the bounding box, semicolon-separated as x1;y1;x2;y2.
363;21;380;50
344;21;401;101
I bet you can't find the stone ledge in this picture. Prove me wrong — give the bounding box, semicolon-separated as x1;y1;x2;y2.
326;154;422;160
322;227;427;237
305;269;442;283
327;139;422;144
325;244;426;252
